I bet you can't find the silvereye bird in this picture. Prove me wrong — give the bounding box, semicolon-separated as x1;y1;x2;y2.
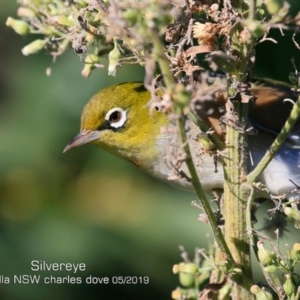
64;82;300;196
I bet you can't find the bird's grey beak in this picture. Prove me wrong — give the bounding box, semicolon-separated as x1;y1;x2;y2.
63;130;101;153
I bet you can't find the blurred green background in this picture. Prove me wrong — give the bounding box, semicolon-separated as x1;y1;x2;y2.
1;1;300;300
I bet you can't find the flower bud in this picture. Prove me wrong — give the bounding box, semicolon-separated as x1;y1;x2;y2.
179;263;199;275
173;263;198;287
179;271;194;287
264;265;278;273
171;287;189;299
283;274;296;297
17;7;36;19
197;133;215;150
108;39;121;76
6;17;29;35
257;241;276;265
172;263;183;274
21;39;47;56
51;16;75;27
231;268;243;276
250;285;274;300
81;54;100;78
264;0;282;14
290;243;300;262
284;207;300;229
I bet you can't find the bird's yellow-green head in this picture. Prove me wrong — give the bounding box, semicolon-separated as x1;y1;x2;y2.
64;82;169;170
64;81;300;195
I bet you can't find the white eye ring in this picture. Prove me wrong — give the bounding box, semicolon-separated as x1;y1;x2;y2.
105;107;127;128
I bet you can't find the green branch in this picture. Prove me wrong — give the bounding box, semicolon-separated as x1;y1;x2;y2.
150;26;235;267
247;95;300;184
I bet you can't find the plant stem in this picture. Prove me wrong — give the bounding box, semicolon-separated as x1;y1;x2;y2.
177;111;234;265
150;26;235;266
249;0;257;20
223;99;253;299
247;95;300;184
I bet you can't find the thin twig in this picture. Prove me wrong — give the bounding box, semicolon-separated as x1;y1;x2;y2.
150;26;234;267
249;0;256;20
247;95;300;183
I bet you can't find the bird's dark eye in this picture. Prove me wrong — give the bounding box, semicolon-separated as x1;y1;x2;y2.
109;111;122;123
105;107;127;129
